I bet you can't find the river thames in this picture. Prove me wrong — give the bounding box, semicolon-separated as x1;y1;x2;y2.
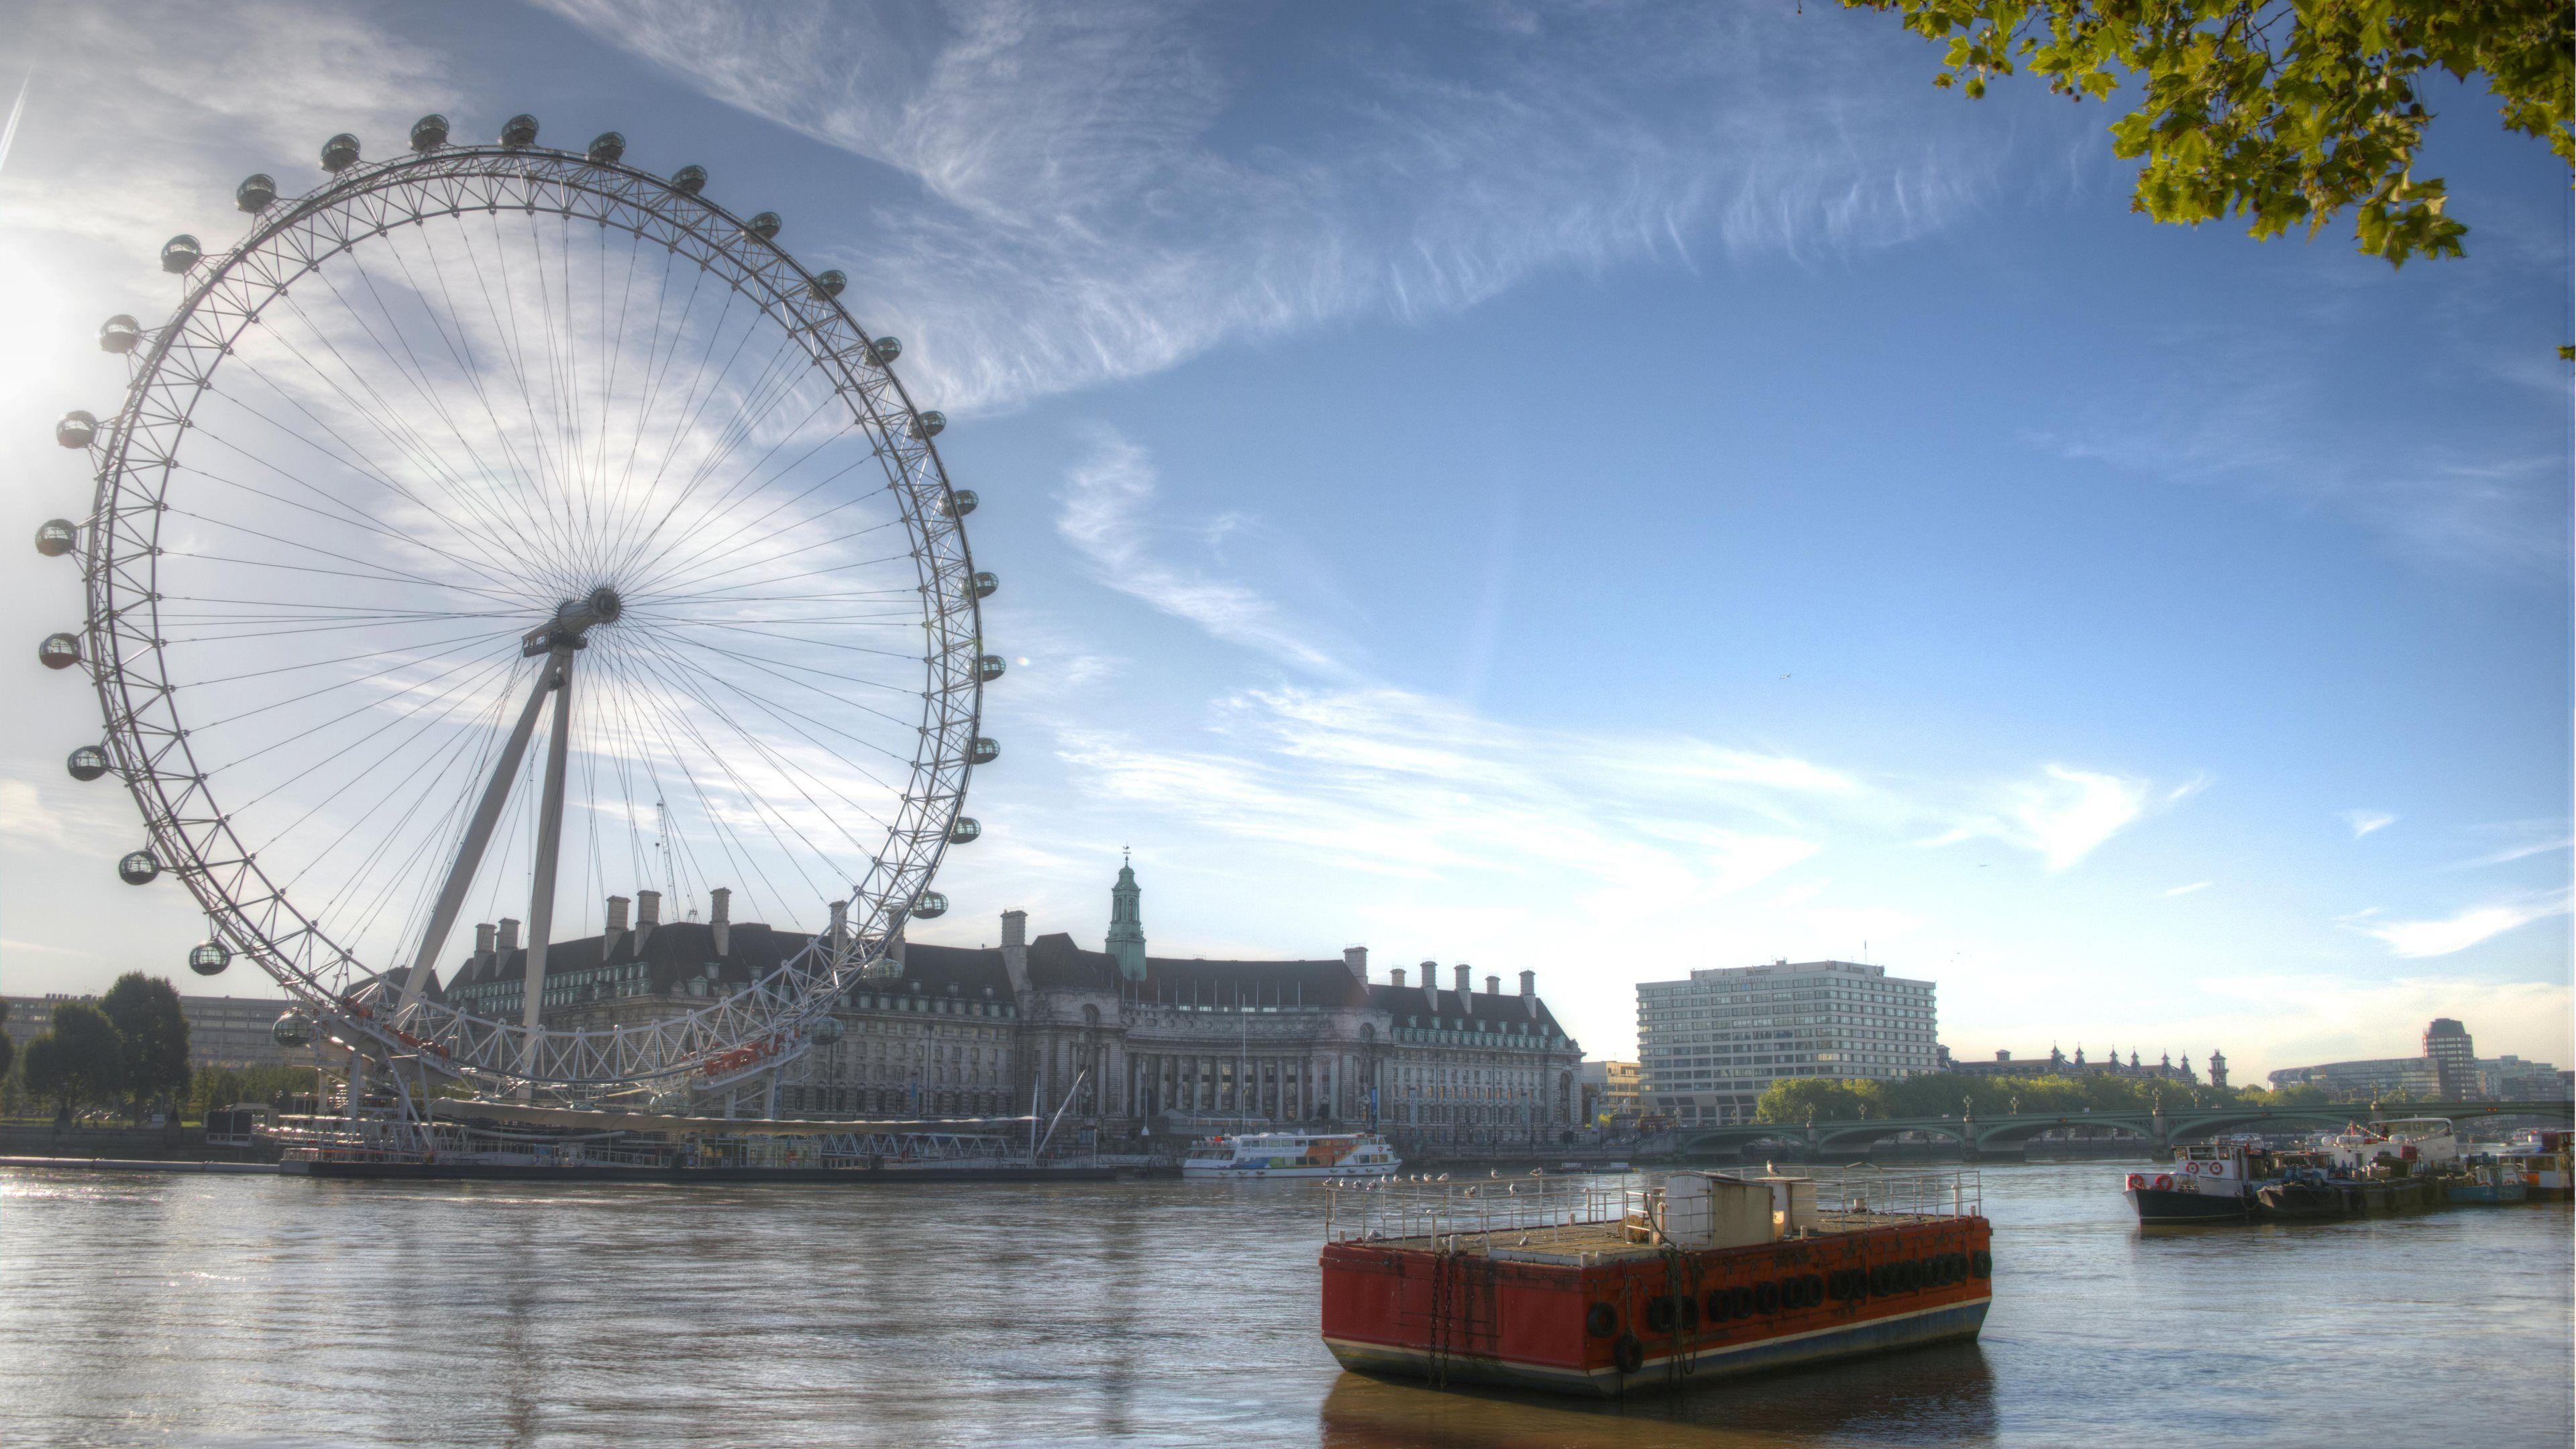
1;1161;2565;1447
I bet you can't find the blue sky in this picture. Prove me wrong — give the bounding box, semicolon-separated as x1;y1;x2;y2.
0;1;2567;1079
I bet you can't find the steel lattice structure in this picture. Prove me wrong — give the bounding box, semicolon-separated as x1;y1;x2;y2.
58;123;994;1097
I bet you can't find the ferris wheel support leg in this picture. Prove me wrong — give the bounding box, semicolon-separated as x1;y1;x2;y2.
394;660;557;1024
517;646;580;1095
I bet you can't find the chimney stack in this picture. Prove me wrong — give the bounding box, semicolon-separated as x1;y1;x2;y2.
1343;945;1368;982
1519;969;1535;998
1000;908;1028;995
1454;963;1470;996
709;887;731;956
497;918;521;954
1391;967;1407;988
636;890;660;927
827;900;849;952
606;895;630;934
476;922;496;955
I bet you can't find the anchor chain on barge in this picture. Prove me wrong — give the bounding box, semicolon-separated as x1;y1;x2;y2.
1320;1168;1991;1397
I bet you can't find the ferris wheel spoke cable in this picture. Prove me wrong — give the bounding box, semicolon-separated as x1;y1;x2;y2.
604;390;855;590
600;639;855;914
197;638;523;782
284;674;519;922
617;620;914;793
178;625;520;736
262;286;582;591
176;458;535;601
596;328;827;589
397;223;593;573
621;625;930;728
628;492;898;604
613;444;881;603
196;369;564;601
594;647;813;932
172;626;525;690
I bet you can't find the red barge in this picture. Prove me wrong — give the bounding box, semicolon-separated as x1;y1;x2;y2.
1320;1167;1990;1397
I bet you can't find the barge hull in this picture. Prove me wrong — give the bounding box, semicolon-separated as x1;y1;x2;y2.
1325;1297;1988;1397
1321;1214;1992;1399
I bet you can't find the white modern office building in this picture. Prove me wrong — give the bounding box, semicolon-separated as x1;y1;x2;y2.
1636;959;1939;1125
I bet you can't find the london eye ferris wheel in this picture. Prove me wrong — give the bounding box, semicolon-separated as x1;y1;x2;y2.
34;113;999;1104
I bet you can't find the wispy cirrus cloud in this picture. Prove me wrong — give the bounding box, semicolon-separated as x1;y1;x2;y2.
2164;880;2212;897
2353;890;2573;959
538;0;2007;411
2343;809;2397;839
1923;765;2165;872
1056;429;1344;675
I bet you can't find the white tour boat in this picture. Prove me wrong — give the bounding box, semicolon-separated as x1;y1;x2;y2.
1181;1131;1401;1179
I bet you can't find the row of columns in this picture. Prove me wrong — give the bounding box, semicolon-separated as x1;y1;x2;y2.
1128;1049;1369;1122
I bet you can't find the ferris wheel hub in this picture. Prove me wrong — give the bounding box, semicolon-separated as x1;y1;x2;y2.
520;586;624;657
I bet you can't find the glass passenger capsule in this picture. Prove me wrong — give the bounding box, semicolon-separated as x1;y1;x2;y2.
869;335;902;364
975;653;1006;682
810;269;847;300
272;1011;314;1047
586;131;626;164
321;133;362;172
743;211;781;241
807;1015;845;1044
235;174;276;213
36;519;78;557
970;737;1000;765
671;164;708;196
160;235;203;274
948;816;981;845
119;849;162;885
189;940;231;976
909;411;946;440
66;745;109;781
410;114;450;152
500;114;540;148
941;489;978;519
910;891;949;920
38;632;81;669
56;411;97;448
98;315;142;353
965;571;998;600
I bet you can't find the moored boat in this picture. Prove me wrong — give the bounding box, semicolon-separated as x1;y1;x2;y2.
2500;1130;2573;1201
1183;1130;1399;1179
2124;1142;2263;1223
1319;1167;1990;1397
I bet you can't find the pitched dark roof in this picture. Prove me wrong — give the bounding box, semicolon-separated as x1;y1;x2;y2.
1368;981;1564;1034
438;920;801;997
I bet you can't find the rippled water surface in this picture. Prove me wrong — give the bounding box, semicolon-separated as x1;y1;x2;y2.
1;1162;2566;1447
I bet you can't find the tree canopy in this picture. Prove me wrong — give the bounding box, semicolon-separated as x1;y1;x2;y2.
1851;0;2576;265
100;973;193;1116
0;1001;14;1082
1756;1068;2261;1125
21;1003;125;1120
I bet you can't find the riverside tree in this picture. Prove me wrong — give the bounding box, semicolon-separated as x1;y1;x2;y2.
99;973;193;1120
1850;0;2575;268
21;1003;125;1122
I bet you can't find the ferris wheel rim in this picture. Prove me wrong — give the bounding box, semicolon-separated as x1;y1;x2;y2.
74;135;987;1093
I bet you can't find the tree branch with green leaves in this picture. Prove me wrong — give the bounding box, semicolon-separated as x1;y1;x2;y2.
1850;0;2574;268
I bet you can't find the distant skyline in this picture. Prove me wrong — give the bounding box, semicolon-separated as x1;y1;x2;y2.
0;2;2567;1083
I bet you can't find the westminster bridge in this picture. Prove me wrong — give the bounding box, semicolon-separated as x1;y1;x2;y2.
1660;1099;2576;1159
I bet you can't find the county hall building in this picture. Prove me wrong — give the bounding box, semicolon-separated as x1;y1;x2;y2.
430;859;1586;1151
